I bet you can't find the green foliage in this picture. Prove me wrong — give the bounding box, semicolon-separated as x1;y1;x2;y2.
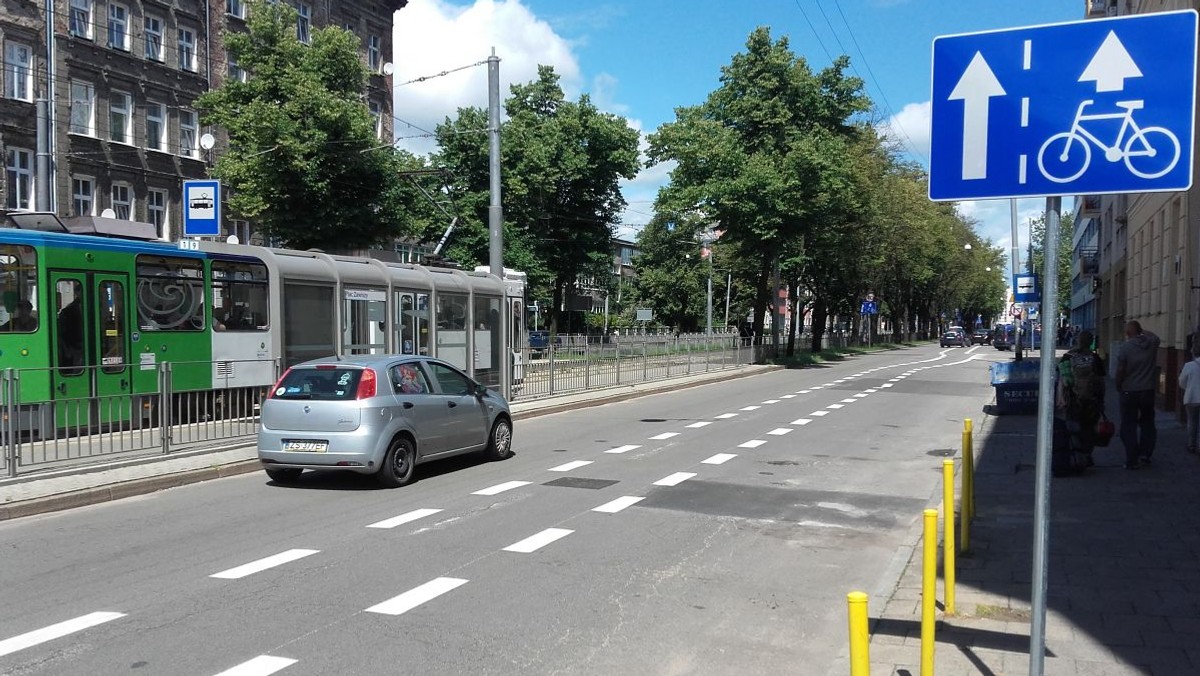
1028;211;1076;318
196;0;417;250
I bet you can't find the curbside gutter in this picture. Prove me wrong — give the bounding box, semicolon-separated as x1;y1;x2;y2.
0;365;781;521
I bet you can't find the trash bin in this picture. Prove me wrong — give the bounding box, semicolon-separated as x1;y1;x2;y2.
989;360;1041;414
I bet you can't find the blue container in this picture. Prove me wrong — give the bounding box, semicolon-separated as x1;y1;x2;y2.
990;360;1041;414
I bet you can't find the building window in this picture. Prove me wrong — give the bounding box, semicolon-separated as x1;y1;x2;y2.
145;101;165;151
147;189;167;238
111;183;132;220
70;0;93;40
4;42;33;102
227;0;245;19
5;148;34;211
144;15;164;61
72;176;95;216
108;3;129;51
368;99;382;139
179;109;198;158
70;80;95;136
368;35;381;71
109;90;132;144
296;3;311;44
178;28;196;72
229;219;251;243
227;51;246;82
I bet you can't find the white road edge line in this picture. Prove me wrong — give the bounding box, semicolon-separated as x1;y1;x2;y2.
702;453;738;464
604;444;642;455
472;480;533;495
593;496;644;513
0;612;126;659
211;549;320;580
212;655;298;676
367;508;444;529
503;528;574;553
548;460;593;473
366;577;469;616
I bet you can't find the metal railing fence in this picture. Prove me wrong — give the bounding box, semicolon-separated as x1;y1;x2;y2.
2;359;278;479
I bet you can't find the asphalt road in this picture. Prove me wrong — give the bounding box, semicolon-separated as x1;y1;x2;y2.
0;343;999;676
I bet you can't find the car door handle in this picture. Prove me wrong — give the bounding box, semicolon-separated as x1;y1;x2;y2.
402;401;414;409
447;401;458;408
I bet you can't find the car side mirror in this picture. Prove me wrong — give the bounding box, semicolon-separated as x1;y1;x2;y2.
474;383;489;398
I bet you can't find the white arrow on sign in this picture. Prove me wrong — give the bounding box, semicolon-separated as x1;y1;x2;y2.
1079;31;1142;92
948;51;1006;181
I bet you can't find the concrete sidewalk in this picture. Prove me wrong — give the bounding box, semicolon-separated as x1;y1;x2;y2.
0;365;778;521
864;388;1200;675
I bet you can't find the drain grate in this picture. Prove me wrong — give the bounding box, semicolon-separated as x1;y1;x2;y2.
543;477;619;490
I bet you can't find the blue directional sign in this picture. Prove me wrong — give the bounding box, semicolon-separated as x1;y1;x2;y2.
930;10;1197;201
182;179;221;237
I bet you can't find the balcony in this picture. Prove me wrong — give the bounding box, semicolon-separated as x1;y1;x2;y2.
1077;247;1099;276
1086;0;1111;17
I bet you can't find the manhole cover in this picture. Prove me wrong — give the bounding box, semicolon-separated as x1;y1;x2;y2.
926;449;957;457
543;477;619;490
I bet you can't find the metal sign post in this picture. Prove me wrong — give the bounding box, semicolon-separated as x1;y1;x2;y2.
930;11;1197;675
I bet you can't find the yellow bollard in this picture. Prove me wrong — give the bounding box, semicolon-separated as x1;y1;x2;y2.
964;418;975;521
921;509;938;676
942;460;956;616
847;591;870;676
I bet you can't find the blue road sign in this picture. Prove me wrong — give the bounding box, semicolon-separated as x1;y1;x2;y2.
860;300;878;315
1013;273;1040;303
930;10;1197;201
183;179;221;237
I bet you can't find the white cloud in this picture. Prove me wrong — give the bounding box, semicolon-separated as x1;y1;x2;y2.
880;100;931;163
392;0;582;156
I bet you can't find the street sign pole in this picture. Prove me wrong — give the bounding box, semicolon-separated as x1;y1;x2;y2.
1029;196;1061;675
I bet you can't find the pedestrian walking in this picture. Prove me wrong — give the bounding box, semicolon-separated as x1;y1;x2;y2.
1179;342;1200;454
1115;320;1161;469
1056;329;1105;472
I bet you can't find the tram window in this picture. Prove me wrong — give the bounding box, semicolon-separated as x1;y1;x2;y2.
56;279;84;375
212;260;268;332
135;255;205;331
283;284;334;366
473;295;501;387
435;293;468;370
99;281;126;373
0;245;38;333
436;293;468;330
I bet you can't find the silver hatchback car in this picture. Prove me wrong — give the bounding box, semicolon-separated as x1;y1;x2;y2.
258;355;513;487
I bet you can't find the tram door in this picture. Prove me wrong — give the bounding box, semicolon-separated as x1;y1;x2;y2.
49;272;132;428
396;292;430;356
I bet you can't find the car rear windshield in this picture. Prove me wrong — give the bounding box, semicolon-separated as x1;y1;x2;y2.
272;367;363;400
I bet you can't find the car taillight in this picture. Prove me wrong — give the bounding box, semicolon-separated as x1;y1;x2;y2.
269;367;293;397
356;368;377;399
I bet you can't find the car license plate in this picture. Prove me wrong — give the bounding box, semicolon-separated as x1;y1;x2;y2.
282;440;328;453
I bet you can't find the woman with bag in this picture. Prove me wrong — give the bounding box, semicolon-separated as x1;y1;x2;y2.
1178;343;1200;453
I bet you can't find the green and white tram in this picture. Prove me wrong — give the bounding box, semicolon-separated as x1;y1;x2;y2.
0;214;526;437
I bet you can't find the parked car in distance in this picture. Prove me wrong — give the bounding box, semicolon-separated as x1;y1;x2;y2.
258;355;512;487
940;327;969;348
971;328;991;345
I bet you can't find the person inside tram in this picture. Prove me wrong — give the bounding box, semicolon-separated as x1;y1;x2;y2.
57;298;84;367
0;300;36;332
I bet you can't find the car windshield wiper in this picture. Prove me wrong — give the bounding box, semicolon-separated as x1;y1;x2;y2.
275;393;312;400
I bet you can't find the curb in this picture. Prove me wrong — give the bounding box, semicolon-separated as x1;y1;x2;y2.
0;365;782;521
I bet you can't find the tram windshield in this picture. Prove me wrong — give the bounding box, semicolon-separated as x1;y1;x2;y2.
212;260;268;331
0;245;38;333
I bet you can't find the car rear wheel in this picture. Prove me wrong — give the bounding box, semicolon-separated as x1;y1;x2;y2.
378;436;416;488
485;417;513;461
265;468;302;483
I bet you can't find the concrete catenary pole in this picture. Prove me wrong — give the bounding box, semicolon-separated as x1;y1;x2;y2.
36;0;58;212
1010;199;1023;360
486;49;510;399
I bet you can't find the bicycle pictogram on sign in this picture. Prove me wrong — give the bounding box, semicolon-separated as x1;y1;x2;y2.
1038;99;1181;183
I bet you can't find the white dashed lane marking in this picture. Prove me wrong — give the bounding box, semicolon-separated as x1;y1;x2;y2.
366;577;469;616
810;411;830;417
604;445;642;455
781;394;796;399
854;393;870;398
864;389;878;393
649;432;680;440
702;453;737;464
548;460;593;473
0;612;126;659
472;480;532;495
762;399;781;404
766;428;793;436
211;655;298;676
503;528;574;553
739;439;768;448
827;404;844;410
714;413;738;419
840;398;857;403
740;406;761;411
593;496;645;513
882;384;894;388
796;390;812;394
791;418;812;426
686;421;714;428
211;549;320;580
367;508;443;529
654;472;697;486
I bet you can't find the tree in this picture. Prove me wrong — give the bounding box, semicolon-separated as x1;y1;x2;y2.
196;0;416;250
1028;211;1076;322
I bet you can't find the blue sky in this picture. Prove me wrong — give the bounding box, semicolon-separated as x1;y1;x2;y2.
393;0;1082;253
